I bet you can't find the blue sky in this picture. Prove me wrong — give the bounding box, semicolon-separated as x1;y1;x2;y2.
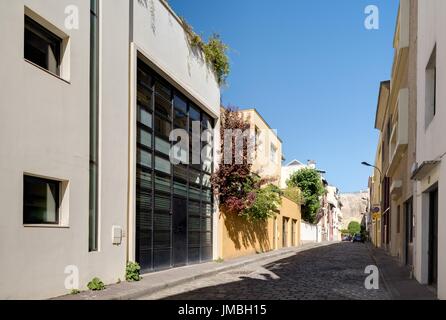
169;0;399;193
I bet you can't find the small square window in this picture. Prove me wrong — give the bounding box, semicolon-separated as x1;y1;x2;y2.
24;15;62;76
23;175;60;224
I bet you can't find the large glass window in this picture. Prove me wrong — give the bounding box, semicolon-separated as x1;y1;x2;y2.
23;176;59;224
136;59;215;271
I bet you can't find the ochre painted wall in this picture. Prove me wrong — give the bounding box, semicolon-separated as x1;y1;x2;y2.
219;197;301;260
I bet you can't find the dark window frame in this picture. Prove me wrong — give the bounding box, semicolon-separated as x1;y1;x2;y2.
23;175;60;225
24;15;62;76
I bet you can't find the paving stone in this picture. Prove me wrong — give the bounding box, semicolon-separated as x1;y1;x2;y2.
140;243;391;300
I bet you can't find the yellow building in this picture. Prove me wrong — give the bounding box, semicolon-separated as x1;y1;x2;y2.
371;0;416;265
242;108;283;185
217;108;302;260
369;135;383;248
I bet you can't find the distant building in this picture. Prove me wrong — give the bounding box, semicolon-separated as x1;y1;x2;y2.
280;159;326;188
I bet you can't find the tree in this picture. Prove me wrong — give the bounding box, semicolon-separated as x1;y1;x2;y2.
242;184;282;221
348;221;361;236
287;168;324;223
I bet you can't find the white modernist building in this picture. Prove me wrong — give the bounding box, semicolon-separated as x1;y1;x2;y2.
0;0;220;299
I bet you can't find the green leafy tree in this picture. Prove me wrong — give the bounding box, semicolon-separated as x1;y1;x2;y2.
242;184;282;221
282;186;304;205
287;168;324;223
348;221;361;235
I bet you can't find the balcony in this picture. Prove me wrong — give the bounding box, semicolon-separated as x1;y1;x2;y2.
390;180;403;200
391;0;409;82
388;88;409;175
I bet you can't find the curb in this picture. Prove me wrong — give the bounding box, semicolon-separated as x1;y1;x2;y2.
116;242;334;300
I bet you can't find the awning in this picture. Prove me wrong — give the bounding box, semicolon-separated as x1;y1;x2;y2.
411;161;440;181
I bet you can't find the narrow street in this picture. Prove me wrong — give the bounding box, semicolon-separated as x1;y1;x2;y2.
139;243;390;300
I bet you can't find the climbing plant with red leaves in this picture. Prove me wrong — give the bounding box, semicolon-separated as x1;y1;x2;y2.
211;107;255;214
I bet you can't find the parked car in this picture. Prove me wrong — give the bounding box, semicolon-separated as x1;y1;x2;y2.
342;235;352;242
352;234;364;243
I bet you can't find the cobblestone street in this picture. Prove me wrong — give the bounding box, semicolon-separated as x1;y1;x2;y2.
139;242;391;300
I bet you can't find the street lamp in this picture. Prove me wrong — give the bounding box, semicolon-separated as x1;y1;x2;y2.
361;161;383;178
361;161;384;247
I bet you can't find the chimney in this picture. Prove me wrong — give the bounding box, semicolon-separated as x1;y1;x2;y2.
307;160;316;169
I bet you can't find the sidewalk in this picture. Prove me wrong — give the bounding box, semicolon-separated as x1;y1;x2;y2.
55;242;334;300
368;244;437;300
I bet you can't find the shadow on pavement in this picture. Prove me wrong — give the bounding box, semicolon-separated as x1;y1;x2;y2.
159;242;390;300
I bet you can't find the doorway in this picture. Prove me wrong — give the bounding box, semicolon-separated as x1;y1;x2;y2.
282;217;289;248
273;217;278;250
428;188;438;287
405;198;414;266
291;219;297;246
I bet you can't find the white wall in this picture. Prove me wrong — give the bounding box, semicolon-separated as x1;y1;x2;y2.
0;0;132;299
280;164;306;189
132;0;220;119
0;0;219;299
416;0;446;299
300;222;319;244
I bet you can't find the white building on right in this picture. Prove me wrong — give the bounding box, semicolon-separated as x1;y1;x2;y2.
411;0;446;299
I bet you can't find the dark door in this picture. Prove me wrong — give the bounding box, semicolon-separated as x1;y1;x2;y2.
282;218;288;248
173;197;187;267
291;220;295;246
405;199;414;266
429;189;438;286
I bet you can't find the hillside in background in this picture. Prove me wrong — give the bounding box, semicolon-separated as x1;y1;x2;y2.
339;191;369;230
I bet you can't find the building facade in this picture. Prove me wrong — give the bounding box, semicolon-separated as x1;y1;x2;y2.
412;0;445;299
371;0;416;267
370;0;446;299
218;108;301;260
0;0;220;299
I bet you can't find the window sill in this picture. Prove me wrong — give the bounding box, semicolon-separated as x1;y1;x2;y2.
24;59;71;84
23;224;69;229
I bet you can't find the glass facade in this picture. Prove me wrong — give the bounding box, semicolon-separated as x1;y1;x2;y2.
135;59;214;273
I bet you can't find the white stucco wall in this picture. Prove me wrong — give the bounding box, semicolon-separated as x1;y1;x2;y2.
0;0;220;299
0;0;105;299
132;0;220;119
300;222;319;244
415;0;446;299
280;163;306;189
